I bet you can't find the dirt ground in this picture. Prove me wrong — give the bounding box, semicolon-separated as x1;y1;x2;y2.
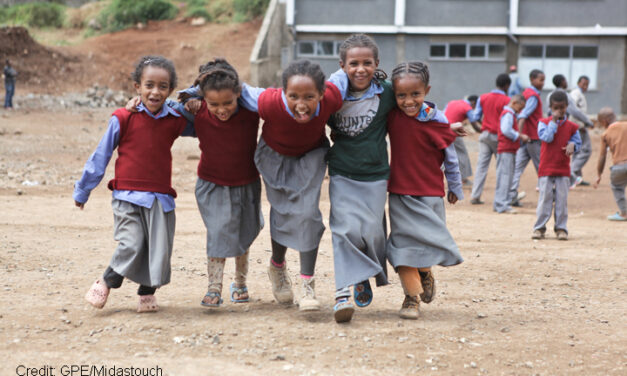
1;19;626;376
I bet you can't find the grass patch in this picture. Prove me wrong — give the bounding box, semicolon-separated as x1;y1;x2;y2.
0;2;66;28
97;0;178;32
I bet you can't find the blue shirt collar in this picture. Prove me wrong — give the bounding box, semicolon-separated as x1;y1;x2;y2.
552;116;567;126
414;101;448;123
503;105;515;113
346;80;384;101
530;86;541;95
491;89;507;95
281;91;321;119
137;101;180;119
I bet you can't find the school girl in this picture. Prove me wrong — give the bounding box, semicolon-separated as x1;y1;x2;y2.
386;61;464;319
78;56;190;312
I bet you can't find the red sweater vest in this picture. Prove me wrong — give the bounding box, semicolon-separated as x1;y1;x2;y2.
479;91;510;134
257;82;343;156
497;107;520;154
194;101;260;186
388;108;457;197
522;87;543;140
108;108;187;197
538;116;579;177
444;99;472;124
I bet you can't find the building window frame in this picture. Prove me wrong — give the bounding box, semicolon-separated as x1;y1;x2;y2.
296;40;341;58
429;42;506;61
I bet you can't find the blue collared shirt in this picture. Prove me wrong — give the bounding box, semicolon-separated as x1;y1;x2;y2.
73;103;187;212
328;69;384;101
414;102;464;200
518;86;540;119
500;106;519;142
470;89;506;122
537;117;582;152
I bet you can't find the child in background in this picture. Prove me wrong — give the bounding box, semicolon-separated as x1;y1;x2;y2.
444;95;480;186
386;61;464;319
77;56;190;312
509;69;545;207
469;73;511;205
593;107;627;221
494;94;528;214
532;91;581;240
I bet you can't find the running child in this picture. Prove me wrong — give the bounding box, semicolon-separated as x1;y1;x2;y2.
386;61;464;319
469;73;511;205
77;56;190;312
532;91;581;240
494;94;528;213
444;95;480;186
509;69;545;207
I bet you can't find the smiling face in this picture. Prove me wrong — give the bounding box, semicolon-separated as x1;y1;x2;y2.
393;74;431;118
204;88;240;122
285;75;324;123
550;101;567;120
134;66;173;114
340;47;378;92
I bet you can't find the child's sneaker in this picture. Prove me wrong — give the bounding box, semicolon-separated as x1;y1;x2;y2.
531;230;545;239
399;295;420;320
419;270;436;304
298;277;320;311
85;278;109;309
556;230;568;240
333;298;354;323
267;262;294;304
137;295;159;313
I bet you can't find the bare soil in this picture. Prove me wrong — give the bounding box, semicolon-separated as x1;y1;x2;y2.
0;20;625;376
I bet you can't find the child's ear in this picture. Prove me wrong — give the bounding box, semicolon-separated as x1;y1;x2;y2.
339;60;345;69
425;85;431;96
134;82;141;93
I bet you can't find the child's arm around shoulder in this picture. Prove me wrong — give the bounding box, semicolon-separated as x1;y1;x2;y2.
239;83;266;113
73;115;121;209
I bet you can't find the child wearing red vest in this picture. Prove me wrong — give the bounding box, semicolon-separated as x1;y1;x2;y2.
77;56;190;313
386;61;464;319
510;69;546;206
532;91;581;240
444;95;479;186
494;95;528;213
469;74;511;204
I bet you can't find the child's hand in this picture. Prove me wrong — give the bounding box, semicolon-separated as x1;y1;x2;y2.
451;122;467;137
177;91;192;103
563;142;575;156
185;98;202;115
447;191;458;204
520;134;530;143
125;96;141;112
593;175;601;189
75;200;85;210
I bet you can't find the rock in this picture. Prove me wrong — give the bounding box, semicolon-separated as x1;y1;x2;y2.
88;19;101;30
477;313;487;319
212;335;220;344
271;355;285;361
191;17;206;26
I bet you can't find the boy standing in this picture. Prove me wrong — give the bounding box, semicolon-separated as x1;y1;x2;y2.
509;69;545;207
594;107;627;221
532;91;581;240
494;95;528;213
469;74;511;204
3;59;17;109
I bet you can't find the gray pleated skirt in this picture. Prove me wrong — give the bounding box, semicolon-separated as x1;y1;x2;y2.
109;198;175;288
387;194;463;269
254;138;328;252
195;177;263;258
329;175;389;290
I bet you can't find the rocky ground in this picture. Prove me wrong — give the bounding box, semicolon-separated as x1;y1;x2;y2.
0;107;625;375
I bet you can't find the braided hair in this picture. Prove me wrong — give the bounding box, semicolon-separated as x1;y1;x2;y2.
391;61;430;86
338;33;387;81
281;59;326;93
132;55;177;89
195;58;241;95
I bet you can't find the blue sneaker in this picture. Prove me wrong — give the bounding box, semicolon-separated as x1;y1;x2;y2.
354;280;373;307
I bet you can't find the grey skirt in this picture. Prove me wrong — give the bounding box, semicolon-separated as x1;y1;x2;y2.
195;177;263;258
386;194;463;269
329;175;389;290
254;138;328;252
109;198;175;288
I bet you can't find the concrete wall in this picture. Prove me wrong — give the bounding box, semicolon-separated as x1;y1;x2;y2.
519;0;627;27
294;0;394;25
586;36;626;114
250;0;291;88
406;0;508;27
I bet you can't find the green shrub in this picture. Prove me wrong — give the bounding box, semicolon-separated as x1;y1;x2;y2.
0;2;65;28
233;0;269;21
185;6;212;21
98;0;178;32
207;0;234;23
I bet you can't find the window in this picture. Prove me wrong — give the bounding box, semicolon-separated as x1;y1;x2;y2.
297;40;341;58
429;42;506;61
518;44;598;90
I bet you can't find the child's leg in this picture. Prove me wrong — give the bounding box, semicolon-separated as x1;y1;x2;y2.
553;176;570;233
137;285;156;295
398;266;423;297
271;239;287;267
103;266;124;289
231;251;250;302
533;176;554;233
610;164;627;216
509;145;530;202
203;257;226;305
297;248;320;311
471;131;497;200
494;153;514;212
299;248;318;278
267;239;293;304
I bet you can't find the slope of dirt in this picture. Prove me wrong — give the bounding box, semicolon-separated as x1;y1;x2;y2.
2;18;261;94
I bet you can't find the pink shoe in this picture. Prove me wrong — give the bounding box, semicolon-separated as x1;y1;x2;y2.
85;278;109;309
137;295;159;313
